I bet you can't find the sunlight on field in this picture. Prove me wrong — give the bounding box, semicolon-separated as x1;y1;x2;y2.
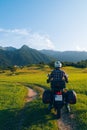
0;65;87;130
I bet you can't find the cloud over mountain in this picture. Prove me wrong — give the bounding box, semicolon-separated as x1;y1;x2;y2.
0;28;55;50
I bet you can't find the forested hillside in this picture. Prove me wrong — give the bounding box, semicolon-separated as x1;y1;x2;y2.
0;45;52;67
40;50;87;62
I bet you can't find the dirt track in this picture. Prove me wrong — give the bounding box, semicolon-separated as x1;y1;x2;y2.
25;87;37;102
26;87;76;130
57;108;76;130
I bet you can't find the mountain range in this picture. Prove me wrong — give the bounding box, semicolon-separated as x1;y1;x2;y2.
40;50;87;62
0;45;52;67
0;45;87;68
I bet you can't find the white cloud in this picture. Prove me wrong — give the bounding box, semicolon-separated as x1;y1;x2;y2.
11;29;29;35
0;28;55;50
0;28;29;35
76;45;87;51
27;33;56;50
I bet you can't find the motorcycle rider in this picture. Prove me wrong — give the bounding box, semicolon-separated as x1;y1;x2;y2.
47;61;70;113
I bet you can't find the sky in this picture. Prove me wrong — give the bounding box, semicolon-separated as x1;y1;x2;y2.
0;0;87;51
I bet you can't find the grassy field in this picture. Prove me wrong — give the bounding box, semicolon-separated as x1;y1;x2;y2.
0;65;87;130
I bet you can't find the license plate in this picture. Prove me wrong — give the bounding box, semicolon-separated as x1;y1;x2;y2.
55;95;62;101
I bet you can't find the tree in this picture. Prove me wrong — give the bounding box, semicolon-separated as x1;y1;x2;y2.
8;66;17;74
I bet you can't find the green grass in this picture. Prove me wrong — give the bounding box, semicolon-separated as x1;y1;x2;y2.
0;82;27;130
0;65;87;130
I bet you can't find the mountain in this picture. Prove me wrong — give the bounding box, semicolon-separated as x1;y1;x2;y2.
40;50;87;62
0;45;52;67
0;46;16;51
1;45;87;68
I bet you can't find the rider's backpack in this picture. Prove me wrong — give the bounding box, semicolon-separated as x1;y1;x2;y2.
65;90;77;104
42;89;52;104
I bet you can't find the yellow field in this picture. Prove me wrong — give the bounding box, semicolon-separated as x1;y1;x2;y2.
0;65;87;130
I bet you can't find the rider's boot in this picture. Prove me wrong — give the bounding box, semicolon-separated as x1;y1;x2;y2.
65;103;71;113
48;104;53;111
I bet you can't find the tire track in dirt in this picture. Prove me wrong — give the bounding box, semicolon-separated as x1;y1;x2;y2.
17;85;76;130
57;107;76;130
17;87;37;130
26;86;76;130
25;87;37;102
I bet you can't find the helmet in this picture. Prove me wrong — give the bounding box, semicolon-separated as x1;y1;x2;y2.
54;61;62;68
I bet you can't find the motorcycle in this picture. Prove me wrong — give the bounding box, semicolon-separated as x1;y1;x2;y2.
48;84;66;119
42;75;76;119
46;75;67;119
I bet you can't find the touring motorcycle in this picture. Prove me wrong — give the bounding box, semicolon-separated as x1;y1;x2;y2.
42;75;76;119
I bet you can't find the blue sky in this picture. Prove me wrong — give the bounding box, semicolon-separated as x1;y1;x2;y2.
0;0;87;51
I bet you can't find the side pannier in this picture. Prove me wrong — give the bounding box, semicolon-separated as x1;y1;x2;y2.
65;90;77;104
42;89;52;104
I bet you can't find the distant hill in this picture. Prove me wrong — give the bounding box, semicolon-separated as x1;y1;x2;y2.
0;45;52;67
40;50;87;62
1;45;87;68
0;46;16;51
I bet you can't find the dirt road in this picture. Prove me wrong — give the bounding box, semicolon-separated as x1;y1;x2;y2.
26;87;76;130
25;87;37;102
57;109;76;130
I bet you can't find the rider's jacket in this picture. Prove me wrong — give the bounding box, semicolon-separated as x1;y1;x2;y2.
48;68;68;90
49;68;68;82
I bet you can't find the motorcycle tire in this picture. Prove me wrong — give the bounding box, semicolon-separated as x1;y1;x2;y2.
56;109;61;119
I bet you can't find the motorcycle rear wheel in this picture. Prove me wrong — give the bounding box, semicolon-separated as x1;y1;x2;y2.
56;109;61;119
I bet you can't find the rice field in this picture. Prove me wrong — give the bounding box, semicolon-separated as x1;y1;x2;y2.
0;65;87;130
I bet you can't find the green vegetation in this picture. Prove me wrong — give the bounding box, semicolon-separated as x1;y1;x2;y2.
41;50;87;62
0;65;87;130
63;60;87;68
0;45;51;68
49;60;87;68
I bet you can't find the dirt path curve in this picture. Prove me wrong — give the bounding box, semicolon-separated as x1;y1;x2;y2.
57;107;76;130
25;87;37;102
26;87;76;130
17;87;37;130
